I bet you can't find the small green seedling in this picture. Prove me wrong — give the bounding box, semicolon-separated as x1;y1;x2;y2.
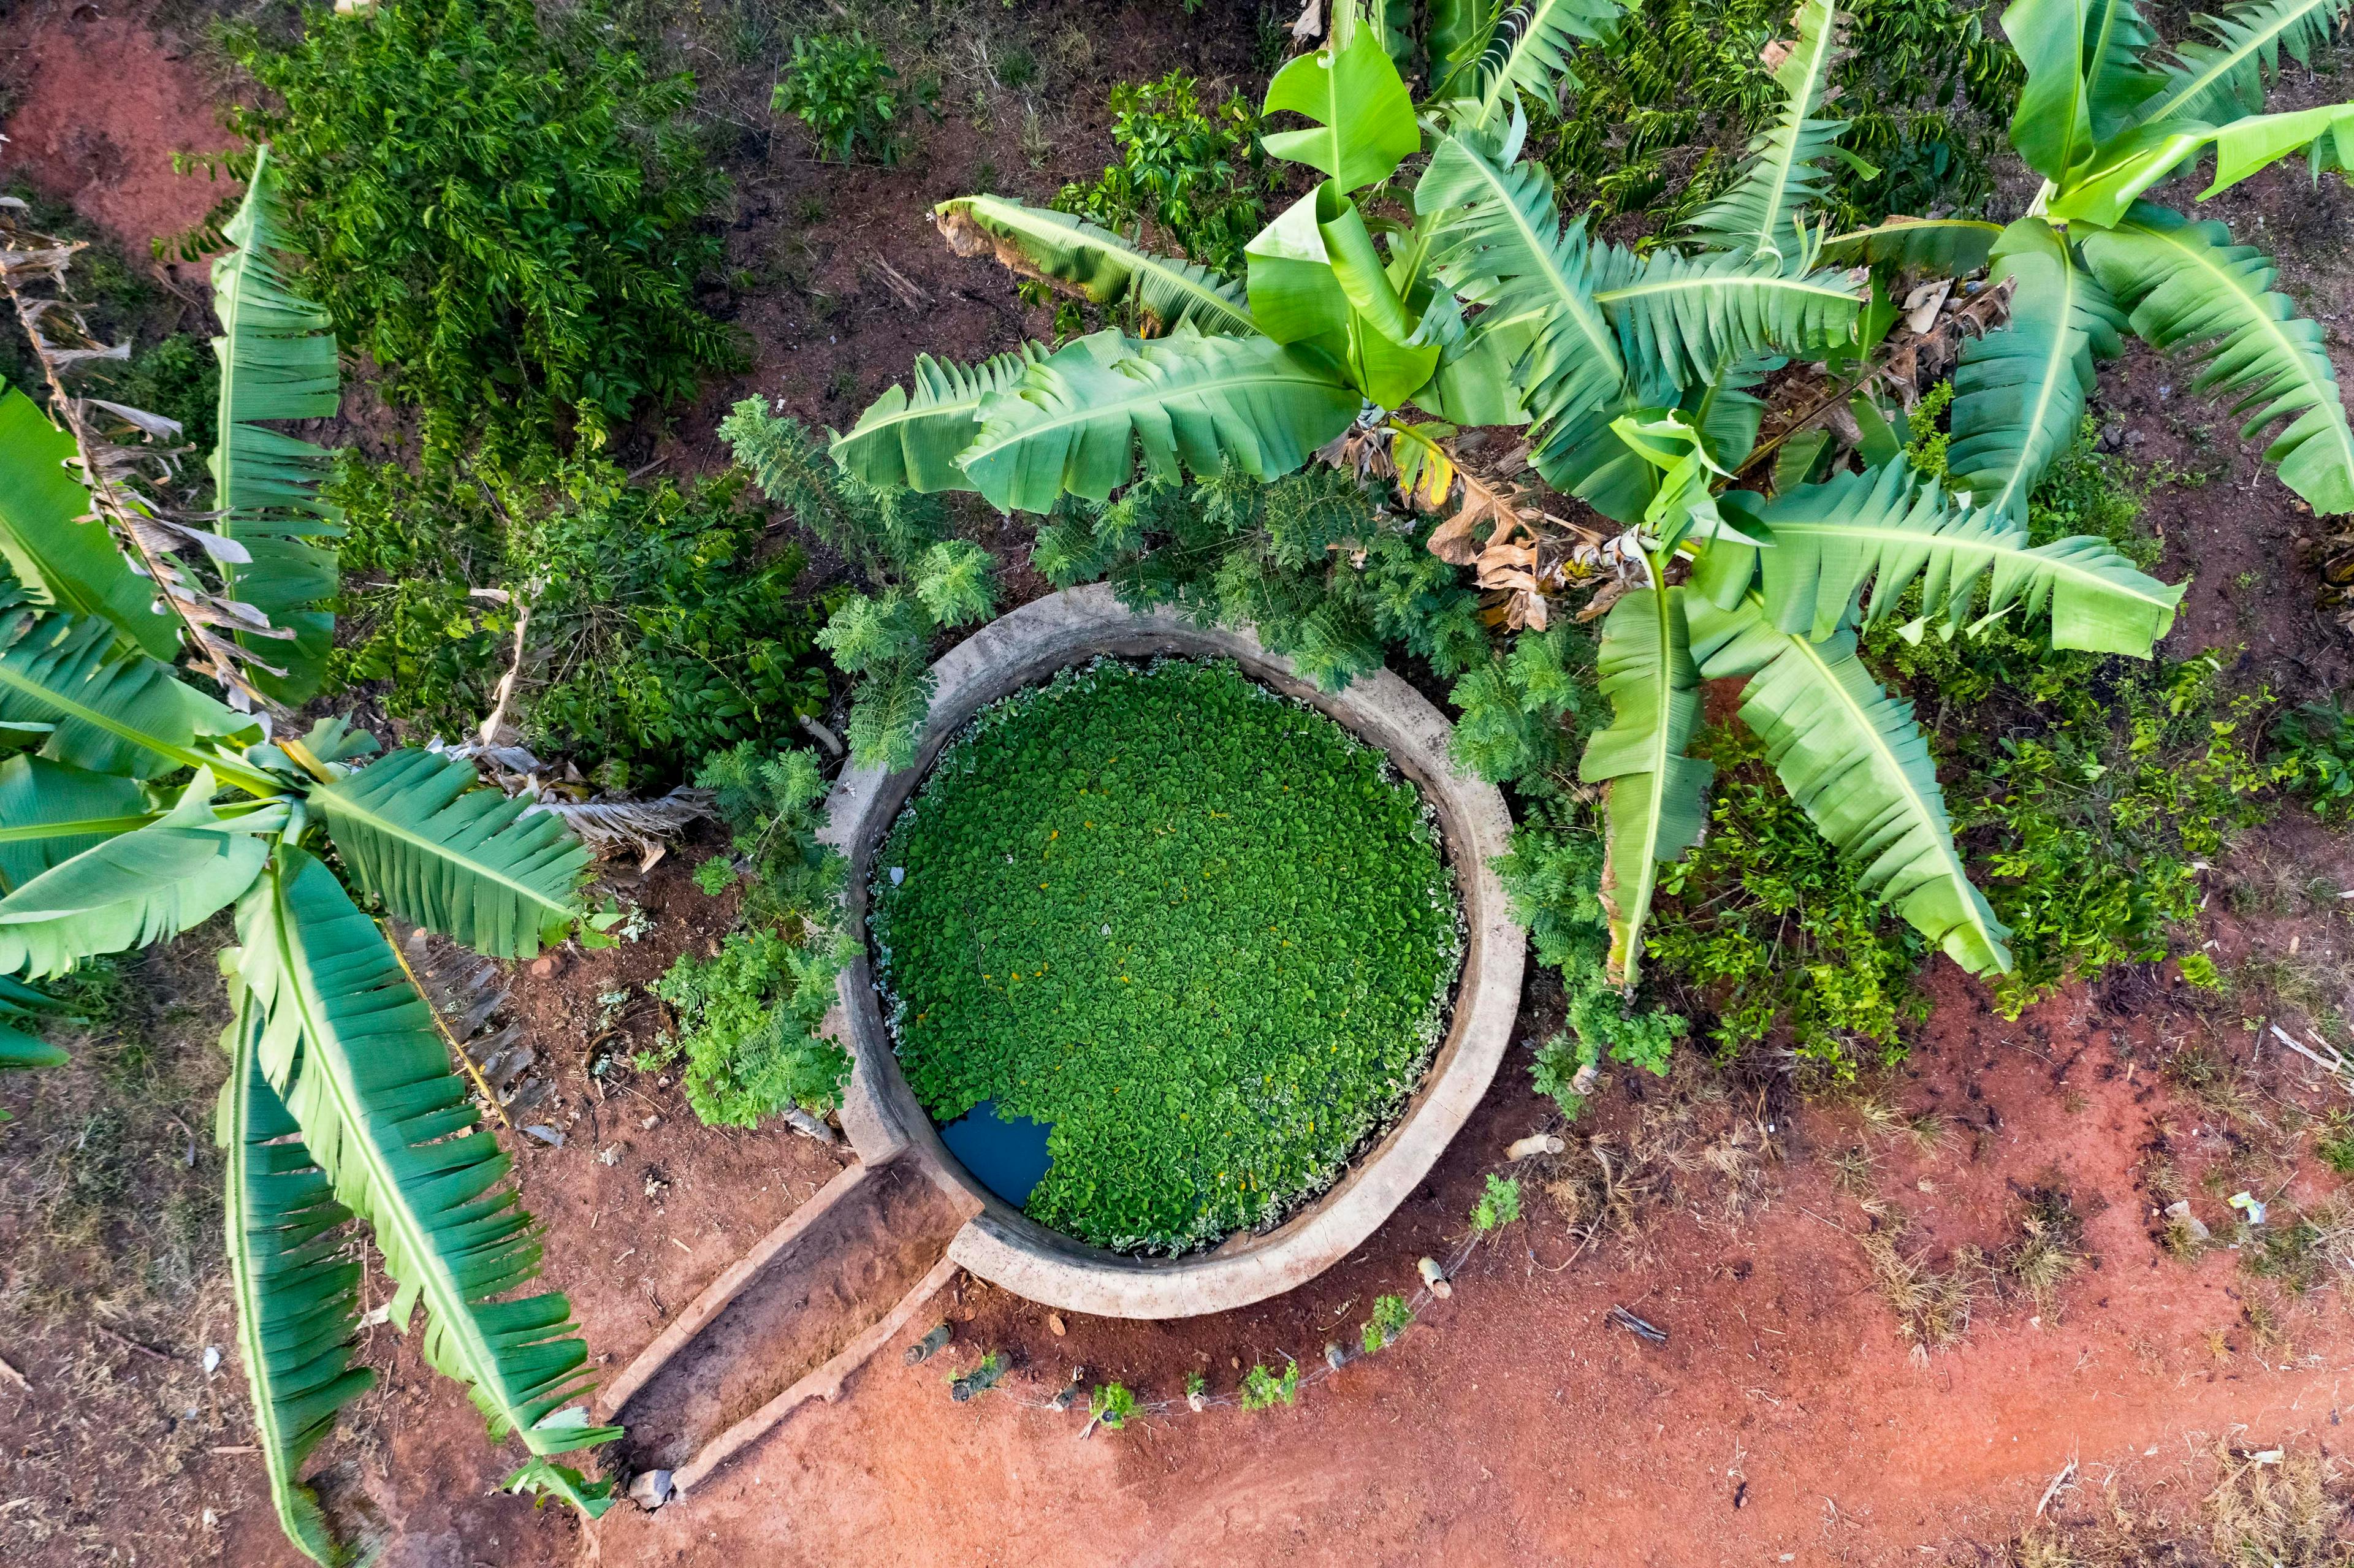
1088;1381;1138;1429
1361;1293;1414;1353
948;1352;1006;1402
1238;1360;1299;1411
1471;1173;1522;1233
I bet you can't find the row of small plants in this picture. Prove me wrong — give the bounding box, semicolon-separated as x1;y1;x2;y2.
870;658;1462;1250
951;1174;1525;1425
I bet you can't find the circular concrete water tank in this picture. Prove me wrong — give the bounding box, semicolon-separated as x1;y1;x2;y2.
818;583;1525;1319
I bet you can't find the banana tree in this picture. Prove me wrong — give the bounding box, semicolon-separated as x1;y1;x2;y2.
1818;0;2354;520
0;152;617;1562
830;0;2220;1005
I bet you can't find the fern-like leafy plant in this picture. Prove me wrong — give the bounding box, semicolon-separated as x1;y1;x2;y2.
722;399;996;769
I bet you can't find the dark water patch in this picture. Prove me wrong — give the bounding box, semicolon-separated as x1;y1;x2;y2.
938;1100;1053;1207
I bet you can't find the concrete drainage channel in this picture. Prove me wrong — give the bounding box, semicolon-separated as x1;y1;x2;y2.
603;585;1524;1498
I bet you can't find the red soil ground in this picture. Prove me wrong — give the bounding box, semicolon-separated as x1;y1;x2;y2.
9;5;2354;1566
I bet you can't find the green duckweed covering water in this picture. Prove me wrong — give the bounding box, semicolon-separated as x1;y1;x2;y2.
870;658;1462;1252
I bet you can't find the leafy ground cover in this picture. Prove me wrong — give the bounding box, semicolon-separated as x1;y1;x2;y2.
870;658;1460;1251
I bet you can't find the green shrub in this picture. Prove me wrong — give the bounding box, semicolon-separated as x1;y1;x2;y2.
1495;805;1688;1105
871;659;1461;1252
324;454;516;738
723;398;991;770
1956;650;2271;1016
772;31;902;163
1471;1173;1522;1232
517;466;831;780
1361;1293;1414;1353
2273;699;2354;820
226;0;738;462
645;929;851;1128
1053;72;1273;272
1238;1360;1300;1410
1648;724;1929;1077
329;454;828;773
1087;1381;1138;1429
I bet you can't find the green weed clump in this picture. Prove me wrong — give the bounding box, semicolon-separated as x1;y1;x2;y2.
646;737;852;1132
1471;1173;1523;1232
1087;1381;1139;1429
324;454;515;736
519;466;831;781
2272;699;2354;820
872;660;1461;1252
772;31;902;163
1362;1293;1414;1353
1053;72;1274;273
1650;722;1929;1078
226;0;738;462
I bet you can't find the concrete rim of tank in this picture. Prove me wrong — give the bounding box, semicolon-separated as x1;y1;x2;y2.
815;583;1526;1320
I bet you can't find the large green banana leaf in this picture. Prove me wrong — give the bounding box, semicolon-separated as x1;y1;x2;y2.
1683;0;1851;262
932;196;1257;335
1710;460;2184;650
2202;99;2354;194
1428;0;1494;82
1;973;66;1070
1579;585;1713;988
1531;384;1674;523
1450;0;1623;131
1418;134;1625;438
1946;219;2124;522
2047;101;2354;228
1688;599;2014;975
832;346;1045;492
1244;185;1438;406
1261;17;1420;191
0;384;177;658
234;848;619;1458
0;769;282;980
2133;0;2350;130
1819;218;2005;275
2080;203;2354;516
208;145;343;706
218;979;373;1567
2004;0;2100;180
0;610;269;788
2084;0;2167;140
0;754;154;891
956;329;1362;513
1593;246;1867;389
310;748;587;961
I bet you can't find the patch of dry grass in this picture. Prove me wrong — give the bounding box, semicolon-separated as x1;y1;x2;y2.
1534;1057;1778;1252
1854;1208;1990;1363
2004;1444;2354;1566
